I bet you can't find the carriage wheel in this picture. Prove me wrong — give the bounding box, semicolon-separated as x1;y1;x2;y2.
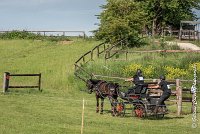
132;104;146;118
116;102;125;117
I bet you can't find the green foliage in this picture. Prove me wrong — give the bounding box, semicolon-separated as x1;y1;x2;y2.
0;30;70;41
142;0;200;34
164;66;188;79
95;0;145;47
96;0;200;42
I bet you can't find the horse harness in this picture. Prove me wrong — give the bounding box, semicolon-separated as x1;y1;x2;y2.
95;81;117;99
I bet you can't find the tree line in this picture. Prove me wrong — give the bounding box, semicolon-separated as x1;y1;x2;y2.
94;0;200;46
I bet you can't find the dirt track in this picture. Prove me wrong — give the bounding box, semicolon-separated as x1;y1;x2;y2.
166;41;200;50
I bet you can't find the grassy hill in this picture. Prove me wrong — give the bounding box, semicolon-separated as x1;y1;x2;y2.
0;39;199;134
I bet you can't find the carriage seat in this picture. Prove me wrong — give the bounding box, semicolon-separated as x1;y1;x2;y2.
119;83;148;100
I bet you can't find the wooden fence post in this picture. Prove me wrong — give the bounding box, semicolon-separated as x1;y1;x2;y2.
38;73;42;91
82;56;85;63
91;50;93;60
125;51;128;61
97;46;100;58
176;79;182;116
83;32;86;39
189;30;191;40
3;72;10;93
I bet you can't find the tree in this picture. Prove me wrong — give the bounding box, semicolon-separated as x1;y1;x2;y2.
143;0;200;35
95;0;200;45
95;0;146;47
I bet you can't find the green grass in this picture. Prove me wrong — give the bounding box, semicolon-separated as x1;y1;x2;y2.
0;39;200;134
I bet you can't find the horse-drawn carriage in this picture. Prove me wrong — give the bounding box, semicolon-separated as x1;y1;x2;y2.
116;84;168;118
86;79;168;118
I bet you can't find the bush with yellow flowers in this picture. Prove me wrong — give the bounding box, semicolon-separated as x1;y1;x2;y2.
143;65;155;78
164;66;188;79
189;62;200;73
123;63;142;76
123;64;155;78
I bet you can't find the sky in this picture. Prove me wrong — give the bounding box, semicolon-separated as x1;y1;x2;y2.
1;0;200;36
0;0;106;36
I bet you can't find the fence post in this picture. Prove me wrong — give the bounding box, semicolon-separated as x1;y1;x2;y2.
38;73;42;91
125;51;128;61
91;50;93;60
83;32;86;39
83;56;85;63
97;46;100;58
3;72;10;93
189;30;191;40
176;79;182;116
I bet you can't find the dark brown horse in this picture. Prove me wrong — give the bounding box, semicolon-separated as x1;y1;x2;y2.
86;79;119;116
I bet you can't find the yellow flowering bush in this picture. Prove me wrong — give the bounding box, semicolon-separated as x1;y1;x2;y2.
123;63;142;76
164;66;188;79
123;64;154;78
123;63;196;79
143;65;155;78
189;62;200;72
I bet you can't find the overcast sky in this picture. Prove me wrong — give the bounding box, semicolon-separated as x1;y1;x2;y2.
0;0;106;36
1;0;200;36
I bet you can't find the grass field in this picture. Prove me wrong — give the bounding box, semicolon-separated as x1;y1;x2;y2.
0;39;199;134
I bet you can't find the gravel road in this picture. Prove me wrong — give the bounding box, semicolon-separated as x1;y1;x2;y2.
166;41;200;50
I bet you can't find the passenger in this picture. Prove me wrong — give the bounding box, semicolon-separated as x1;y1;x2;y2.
153;75;171;113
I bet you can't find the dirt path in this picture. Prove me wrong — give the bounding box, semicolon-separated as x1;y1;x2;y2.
166;41;200;50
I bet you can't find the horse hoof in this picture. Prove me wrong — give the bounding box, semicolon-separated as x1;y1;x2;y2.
96;111;99;113
100;112;103;114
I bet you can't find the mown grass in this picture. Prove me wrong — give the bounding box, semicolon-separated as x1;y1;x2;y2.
0;39;200;134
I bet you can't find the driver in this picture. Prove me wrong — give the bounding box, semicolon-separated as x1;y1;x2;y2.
122;69;144;97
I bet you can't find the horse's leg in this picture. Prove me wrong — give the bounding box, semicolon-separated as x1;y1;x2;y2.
108;97;114;116
113;98;118;116
100;98;104;114
110;97;118;116
96;94;99;113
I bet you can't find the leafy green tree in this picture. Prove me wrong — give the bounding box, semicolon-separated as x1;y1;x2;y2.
95;0;200;45
143;0;200;35
95;0;146;47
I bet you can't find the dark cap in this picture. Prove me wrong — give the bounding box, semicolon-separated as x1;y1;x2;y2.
159;75;165;80
136;69;142;76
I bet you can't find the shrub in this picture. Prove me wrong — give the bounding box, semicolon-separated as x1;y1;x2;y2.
0;30;70;41
164;66;188;79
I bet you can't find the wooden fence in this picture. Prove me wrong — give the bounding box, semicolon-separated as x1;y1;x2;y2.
0;30;86;38
163;30;200;41
179;30;200;40
105;49;200;61
74;40;127;82
74;42;110;82
2;72;42;92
